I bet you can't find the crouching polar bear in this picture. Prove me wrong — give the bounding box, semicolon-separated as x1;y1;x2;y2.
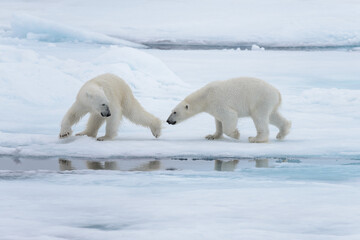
167;77;291;143
59;73;162;141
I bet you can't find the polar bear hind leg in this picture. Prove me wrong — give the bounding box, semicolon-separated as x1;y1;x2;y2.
76;113;106;138
206;119;223;140
97;109;122;141
270;110;291;140
122;94;162;138
215;108;239;140
249;109;270;143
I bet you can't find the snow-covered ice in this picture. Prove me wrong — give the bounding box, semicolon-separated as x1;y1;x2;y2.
1;1;360;239
9;14;145;48
1;0;360;48
1;45;359;158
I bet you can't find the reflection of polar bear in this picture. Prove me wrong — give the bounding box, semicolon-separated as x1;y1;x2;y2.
167;77;291;143
59;74;162;141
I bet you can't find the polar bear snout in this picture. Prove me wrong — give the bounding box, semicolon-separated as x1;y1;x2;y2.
101;111;111;117
100;105;111;117
167;119;176;125
166;114;177;125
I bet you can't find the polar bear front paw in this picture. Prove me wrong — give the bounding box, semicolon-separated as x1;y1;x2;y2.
205;134;222;140
96;136;112;141
59;129;72;138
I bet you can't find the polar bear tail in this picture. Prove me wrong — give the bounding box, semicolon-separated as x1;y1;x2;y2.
122;94;162;138
277;91;282;108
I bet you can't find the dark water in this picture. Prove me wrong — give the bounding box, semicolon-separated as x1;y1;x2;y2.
0;156;274;172
143;41;360;51
0;156;358;172
1;156;360;182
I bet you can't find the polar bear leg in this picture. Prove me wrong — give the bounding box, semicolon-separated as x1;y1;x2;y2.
60;101;88;138
97;110;122;141
216;109;239;139
270;110;291;140
206;119;223;140
76;113;105;138
249;112;270;143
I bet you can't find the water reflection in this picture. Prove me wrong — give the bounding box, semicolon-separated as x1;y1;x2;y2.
58;158;272;172
59;158;161;171
130;160;160;171
0;156;277;172
86;161;118;170
59;159;74;171
214;159;270;171
214;160;239;171
253;159;269;168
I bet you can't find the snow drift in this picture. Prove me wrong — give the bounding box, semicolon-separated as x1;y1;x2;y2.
1;1;360;48
10;14;145;48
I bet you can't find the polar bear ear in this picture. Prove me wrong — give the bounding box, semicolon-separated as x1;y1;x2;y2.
85;92;93;99
185;104;189;110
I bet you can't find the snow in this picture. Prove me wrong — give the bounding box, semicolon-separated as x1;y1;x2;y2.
1;0;360;48
251;44;265;51
1;1;360;239
9;14;145;48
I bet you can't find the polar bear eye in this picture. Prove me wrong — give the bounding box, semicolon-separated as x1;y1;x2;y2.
173;112;177;114
101;104;106;106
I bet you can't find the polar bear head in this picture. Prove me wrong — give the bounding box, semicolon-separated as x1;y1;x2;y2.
166;101;191;125
79;86;111;117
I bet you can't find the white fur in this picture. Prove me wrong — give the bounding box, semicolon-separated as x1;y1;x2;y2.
167;77;291;143
59;73;162;140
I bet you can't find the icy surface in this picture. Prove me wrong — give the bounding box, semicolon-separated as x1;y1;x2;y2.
1;0;360;48
1;43;360;158
9;14;145;48
1;1;360;239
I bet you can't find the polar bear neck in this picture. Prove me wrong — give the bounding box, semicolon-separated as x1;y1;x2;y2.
184;86;209;114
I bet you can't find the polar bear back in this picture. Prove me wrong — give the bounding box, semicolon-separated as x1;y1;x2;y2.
199;77;281;117
76;73;132;107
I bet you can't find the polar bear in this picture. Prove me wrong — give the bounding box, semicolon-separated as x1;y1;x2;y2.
166;77;291;143
59;73;162;141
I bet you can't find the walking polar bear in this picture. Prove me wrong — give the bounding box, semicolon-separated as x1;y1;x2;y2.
167;77;291;143
59;73;162;141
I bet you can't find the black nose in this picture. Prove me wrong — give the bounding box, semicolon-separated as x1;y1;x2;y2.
101;112;111;117
167;120;176;125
